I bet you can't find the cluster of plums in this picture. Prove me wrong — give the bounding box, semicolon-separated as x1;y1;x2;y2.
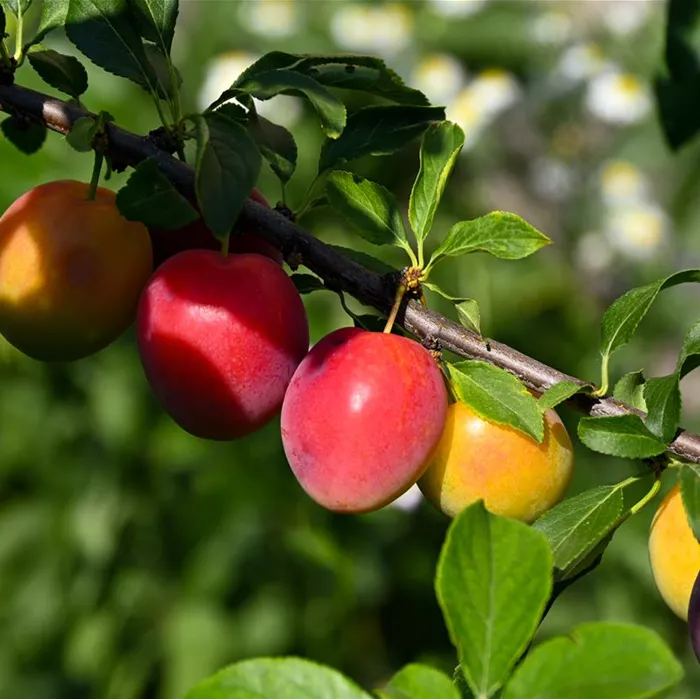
1;179;695;624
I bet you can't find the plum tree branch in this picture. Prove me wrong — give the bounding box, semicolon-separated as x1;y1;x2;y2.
2;81;700;463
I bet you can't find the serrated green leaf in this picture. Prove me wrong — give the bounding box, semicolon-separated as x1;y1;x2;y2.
290;274;326;294
192;112;262;240
428;212;551;270
127;0;177;54
27;0;68;47
643;373;681;444
680;464;700;544
237;69;346;138
538;380;589;412
65;115;98;152
328;245;395;275
503;622;683;699
143;42;180;99
248;114;297;184
1;116;46;154
533;485;624;579
65;0;159;96
600;269;700;367
27;48;88;98
614;371;647;411
326;171;411;252
437;502;552;699
409;121;464;250
184;657;372;699
318;105;444;174
422;282;480;334
577;415;666;459
116;157;199;229
678;319;700;378
448;361;544;442
378;664;460;699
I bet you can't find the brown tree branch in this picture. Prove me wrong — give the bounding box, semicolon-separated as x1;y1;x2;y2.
2;81;700;463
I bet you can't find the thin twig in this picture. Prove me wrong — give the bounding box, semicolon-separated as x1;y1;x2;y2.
2;82;700;463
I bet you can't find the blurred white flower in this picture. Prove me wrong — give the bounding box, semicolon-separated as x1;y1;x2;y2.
556;43;607;84
530;157;575;202
447;87;487;149
388;483;424;512
198;50;259;111
604;203;670;261
330;3;414;56
530;11;573;46
411;53;467;105
598;161;649;207
238;0;301;38
601;0;653;36
469;69;521;117
427;0;489;18
585;70;651;125
197;50;302;129
575;230;615;274
447;69;520;150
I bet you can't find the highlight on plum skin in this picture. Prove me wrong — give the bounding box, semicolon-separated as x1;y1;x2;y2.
280;327;449;514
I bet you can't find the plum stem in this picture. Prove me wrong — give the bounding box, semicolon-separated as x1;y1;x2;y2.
383;282;406;334
87;151;104;201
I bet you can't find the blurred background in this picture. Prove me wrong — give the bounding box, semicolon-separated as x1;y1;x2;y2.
2;0;700;697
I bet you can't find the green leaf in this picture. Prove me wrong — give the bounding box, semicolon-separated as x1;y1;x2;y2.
436;502;552;699
614;371;647;411
183;657;372;699
538;380;589;412
680;464;700;544
28;0;69;47
600;269;700;367
1;116;46;154
248;114;297;184
577;415;666;459
643;374;681;444
65;0;159;95
290;274;326;295
27;48;89;98
326;171;411;252
422;282;480;334
318;105;445;174
378;664;460;699
428;212;551;270
237;69;346;138
116;157;199;230
1;0;29;16
677;319;700;378
65;115;98;152
409;121;464;249
503;622;684;699
127;0;178;54
328;245;395;276
192;112;262;239
447;361;544;442
533;485;624;580
304;61;429;105
143;43;181;100
655;0;700;150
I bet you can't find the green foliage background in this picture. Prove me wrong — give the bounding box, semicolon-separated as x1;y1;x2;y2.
2;1;700;697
